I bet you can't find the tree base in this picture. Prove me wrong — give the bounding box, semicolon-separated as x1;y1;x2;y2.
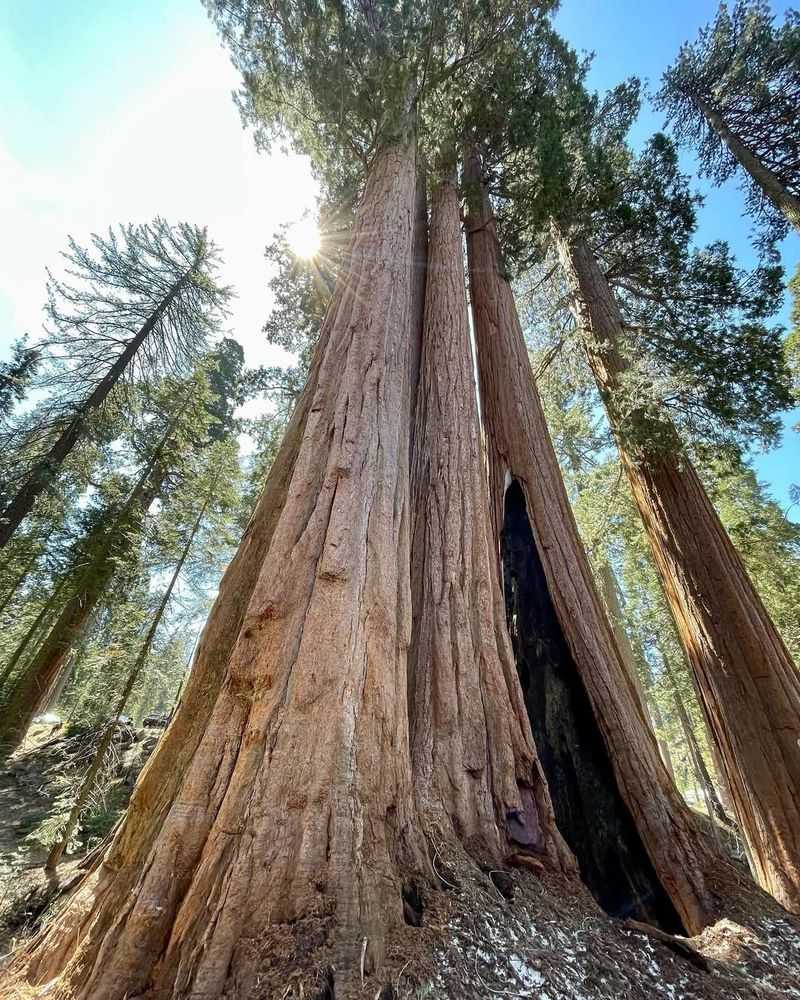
4;847;799;998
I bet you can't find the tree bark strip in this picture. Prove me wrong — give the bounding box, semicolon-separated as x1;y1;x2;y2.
554;231;800;914
464;149;715;934
409;172;572;870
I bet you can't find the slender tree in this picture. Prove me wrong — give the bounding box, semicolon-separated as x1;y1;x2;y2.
657;0;800;239
45;467;220;871
0;219;230;548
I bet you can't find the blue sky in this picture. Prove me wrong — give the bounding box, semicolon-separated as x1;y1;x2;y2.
1;1;797;511
554;0;799;514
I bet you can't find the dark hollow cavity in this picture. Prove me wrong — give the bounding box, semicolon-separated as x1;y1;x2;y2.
501;480;684;933
402;882;424;926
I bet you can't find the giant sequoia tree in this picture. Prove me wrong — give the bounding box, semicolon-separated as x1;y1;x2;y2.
8;3;798;997
510;62;800;910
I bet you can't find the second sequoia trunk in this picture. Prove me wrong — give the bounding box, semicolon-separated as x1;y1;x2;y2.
409;172;571;871
554;231;800;915
464;150;716;934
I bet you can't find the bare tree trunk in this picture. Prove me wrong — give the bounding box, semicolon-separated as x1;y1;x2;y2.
696;97;800;232
18;140;427;999
464;149;715;934
0;274;192;549
554;230;800;914
409;172;572;871
45;484;212;871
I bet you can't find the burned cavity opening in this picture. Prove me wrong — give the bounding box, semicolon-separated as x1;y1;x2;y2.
501;480;684;933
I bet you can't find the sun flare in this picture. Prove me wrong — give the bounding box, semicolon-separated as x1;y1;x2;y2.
286;216;321;258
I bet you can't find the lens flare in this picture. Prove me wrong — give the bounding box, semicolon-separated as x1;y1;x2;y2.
286;216;321;258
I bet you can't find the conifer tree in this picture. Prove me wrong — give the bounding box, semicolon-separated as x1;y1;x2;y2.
0;220;230;548
657;0;800;240
506;64;800;908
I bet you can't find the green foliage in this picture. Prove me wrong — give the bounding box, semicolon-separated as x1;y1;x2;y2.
657;0;800;248
0;337;40;421
205;0;556;189
508;59;792;452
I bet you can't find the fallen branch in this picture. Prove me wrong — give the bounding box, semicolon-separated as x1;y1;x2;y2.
623;918;710;972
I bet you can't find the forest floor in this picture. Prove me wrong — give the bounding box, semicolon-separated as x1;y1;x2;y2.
0;721;159;954
1;734;799;998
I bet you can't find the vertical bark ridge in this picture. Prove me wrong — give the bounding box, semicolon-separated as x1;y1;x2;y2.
554;230;800;914
408;173;572;871
18;141;426;1000
463;149;716;935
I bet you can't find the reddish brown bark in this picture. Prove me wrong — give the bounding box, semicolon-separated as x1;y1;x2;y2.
15;248;341;990
554;231;800;914
408;174;572;871
464;150;716;934
16;141;426;999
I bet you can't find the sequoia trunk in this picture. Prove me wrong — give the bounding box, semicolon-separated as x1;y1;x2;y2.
408;173;571;870
18;280;336;984
555;231;800;914
464;150;715;934
16;140;426;999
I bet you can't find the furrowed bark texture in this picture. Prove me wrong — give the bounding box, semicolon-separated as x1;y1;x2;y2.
20;257;342;984
696;98;800;233
463;151;715;934
408;176;572;870
555;232;800;914
19;141;425;1000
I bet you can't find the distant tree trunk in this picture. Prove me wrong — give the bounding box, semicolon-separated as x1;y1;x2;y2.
554;230;800;914
662;657;734;831
648;696;675;783
464;149;715;934
597;561;676;781
45;484;211;872
0;462;163;759
18;140;428;999
695;97;800;232
0;575;69;690
409;171;572;870
0;272;192;549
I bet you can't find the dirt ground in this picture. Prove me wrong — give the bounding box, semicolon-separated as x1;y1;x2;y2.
1;732;799;999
